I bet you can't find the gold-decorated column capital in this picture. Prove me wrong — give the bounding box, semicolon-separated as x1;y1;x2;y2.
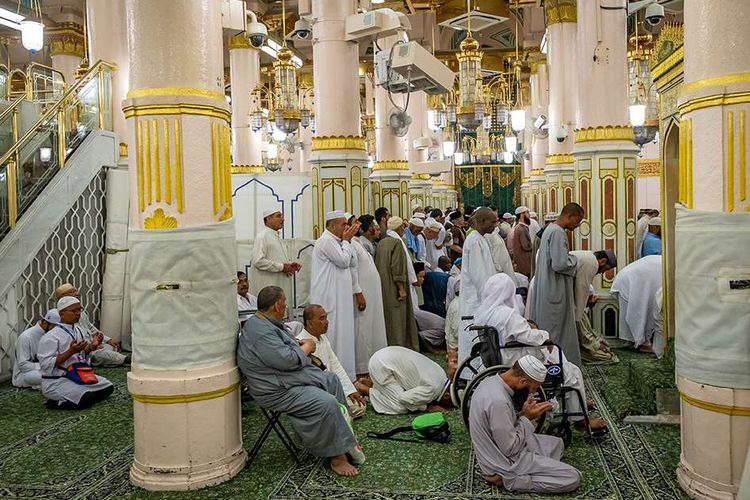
311;135;366;151
545;0;577;25
48;22;85;58
227;34;258;51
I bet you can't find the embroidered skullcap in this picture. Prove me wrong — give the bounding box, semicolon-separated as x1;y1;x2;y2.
325;210;346;222
43;309;60;324
409;217;425;228
55;283;75;298
344;212;353;221
502;212;514;220
544;212;558;222
387;216;404;230
413;212;426;219
57;296;81;312
515;206;529;215
518;355;547;383
262;208;281;218
648;217;661;226
529;211;538;219
426;219;443;231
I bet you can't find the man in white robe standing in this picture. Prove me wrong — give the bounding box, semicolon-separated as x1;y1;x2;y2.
250;208;301;317
528;203;585;366
310;210;361;380
485;224;517;285
351;215;388;375
469;355;581;493
611;255;663;353
12;309;59;389
459;208;499;363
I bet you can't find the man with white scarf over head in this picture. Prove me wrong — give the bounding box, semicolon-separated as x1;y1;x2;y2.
611;255;663;354
475;274;607;432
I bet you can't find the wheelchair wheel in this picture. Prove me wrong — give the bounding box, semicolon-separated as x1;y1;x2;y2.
460;365;547;431
545;419;572;447
450;353;484;407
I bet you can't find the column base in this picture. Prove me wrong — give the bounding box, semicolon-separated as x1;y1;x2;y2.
677;461;736;500
130;448;247;492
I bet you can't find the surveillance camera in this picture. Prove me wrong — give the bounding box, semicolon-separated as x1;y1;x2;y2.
245;11;268;48
644;3;664;26
556;125;569;143
290;18;312;40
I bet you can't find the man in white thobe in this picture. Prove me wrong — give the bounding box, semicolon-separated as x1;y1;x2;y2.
421;219;444;271
459;208;499;363
485;225;517;285
469;355;581;493
250;208;301;317
310;210;361;380
296;304;367;418
355;346;453;414
12;309;59;389
529;212;541;245
635;209;659;259
237;271;258;328
611;255;663;353
351;215;388;375
499;213;515;239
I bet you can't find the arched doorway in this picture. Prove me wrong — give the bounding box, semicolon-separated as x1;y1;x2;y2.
661;119;680;341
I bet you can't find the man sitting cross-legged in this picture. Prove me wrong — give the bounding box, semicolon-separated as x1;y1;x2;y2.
12;309;60;389
469;355;581;493
355;346;456;415
237;286;364;476
296;304;367;418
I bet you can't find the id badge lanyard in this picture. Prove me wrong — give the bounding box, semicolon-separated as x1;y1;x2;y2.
58;324;88;364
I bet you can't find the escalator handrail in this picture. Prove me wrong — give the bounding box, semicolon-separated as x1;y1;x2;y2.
0;60;117;168
0;95;27;124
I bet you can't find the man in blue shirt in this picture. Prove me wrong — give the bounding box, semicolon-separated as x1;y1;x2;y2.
641;217;662;257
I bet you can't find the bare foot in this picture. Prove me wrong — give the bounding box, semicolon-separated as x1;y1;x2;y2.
483;474;504;487
354;380;370;396
330;455;358;476
575;417;608;431
426;404;449;414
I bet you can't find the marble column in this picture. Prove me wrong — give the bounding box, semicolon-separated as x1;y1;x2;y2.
48;22;84;85
88;0;133;346
573;0;638;341
545;0;578;215
370;34;411;218
529;61;549;216
228;35;262;169
122;0;245;490
676;1;750;498
310;0;369;234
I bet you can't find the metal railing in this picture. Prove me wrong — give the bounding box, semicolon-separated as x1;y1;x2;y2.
0;62;66;101
0;60;115;237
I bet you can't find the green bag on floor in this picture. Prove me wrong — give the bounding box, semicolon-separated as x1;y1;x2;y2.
367;412;450;443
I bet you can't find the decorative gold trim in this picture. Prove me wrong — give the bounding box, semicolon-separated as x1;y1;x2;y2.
126;87;225;102
144;208;178;229
545;2;577;25
174;119;184;213
372;160;409;171
682;72;750;95
637;160;661;177
153;119;160;202
227;34;256;50
119;142;128;159
123;103;231;123
741;111;746;203
231;165;265;174
649;22;683;70
48;22;85;58
163;119;171;205
136;122;144;212
546;154;575;166
530;168;545;177
410;173;432;181
575;126;634;143
655;62;684;92
132;382;240;405
728;111;735;212
680;391;750;417
679;91;750;115
311;135;366;151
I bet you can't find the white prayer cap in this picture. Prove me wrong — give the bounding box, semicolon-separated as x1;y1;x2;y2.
344;212;353;221
262;208;281;218
502;212;514;220
387;216;405;230
56;296;80;312
515;206;530;215
43;309;60;324
648;217;662;226
518;355;547;383
409;217;425;228
530;211;538;219
325;210;346;222
426;220;443;231
544;212;558;222
413;212;427;220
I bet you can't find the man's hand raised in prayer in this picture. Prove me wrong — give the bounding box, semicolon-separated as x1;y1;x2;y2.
355;292;366;311
342;221;360;242
68;339;87;354
298;339;316;355
521;397;553;420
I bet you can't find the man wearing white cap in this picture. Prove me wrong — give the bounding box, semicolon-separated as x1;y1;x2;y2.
499;213;514;239
509;206;533;278
250;208;301;317
640;217;662;257
405;217;425;261
12;309;60;389
310;210;361;380
420;218;444;270
529;211;541;242
635;209;659;259
38;296;114;409
469;355;581;493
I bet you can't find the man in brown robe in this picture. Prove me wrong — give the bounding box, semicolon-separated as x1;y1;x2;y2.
374;216;419;351
509;206;533;278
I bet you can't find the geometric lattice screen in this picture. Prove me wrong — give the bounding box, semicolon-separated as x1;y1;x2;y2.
14;171;107;332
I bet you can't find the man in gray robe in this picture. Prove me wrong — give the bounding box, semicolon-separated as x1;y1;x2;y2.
469;355;581;493
237;286;363;477
528;203;585;366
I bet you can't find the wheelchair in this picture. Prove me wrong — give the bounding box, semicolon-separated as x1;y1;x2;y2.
451;318;601;446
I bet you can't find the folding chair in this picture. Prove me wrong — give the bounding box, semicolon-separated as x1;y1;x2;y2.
246;405;302;466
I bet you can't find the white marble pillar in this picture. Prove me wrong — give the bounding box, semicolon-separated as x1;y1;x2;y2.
310;0;369;232
122;0;245;490
229;35;262;168
676;1;750;498
528;61;549;215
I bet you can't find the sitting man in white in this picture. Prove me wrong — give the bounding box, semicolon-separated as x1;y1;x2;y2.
296;304;367;418
469;355;581;493
12;309;60;389
236;271;258;328
38;296;114;409
354;346;455;414
55;283;126;366
475;273;607;432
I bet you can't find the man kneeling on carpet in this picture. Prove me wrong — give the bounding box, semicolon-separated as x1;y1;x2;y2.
237;286;365;476
38;296;114;410
469;355;581;493
354;346;456;415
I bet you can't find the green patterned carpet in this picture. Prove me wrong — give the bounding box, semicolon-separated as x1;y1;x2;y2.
0;348;685;499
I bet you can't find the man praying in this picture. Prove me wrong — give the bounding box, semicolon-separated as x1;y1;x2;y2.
611;255;663;354
237;287;363;476
640;217;662;257
12;309;59;389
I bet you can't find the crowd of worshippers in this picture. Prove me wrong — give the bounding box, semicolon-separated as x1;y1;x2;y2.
12;283;128;409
